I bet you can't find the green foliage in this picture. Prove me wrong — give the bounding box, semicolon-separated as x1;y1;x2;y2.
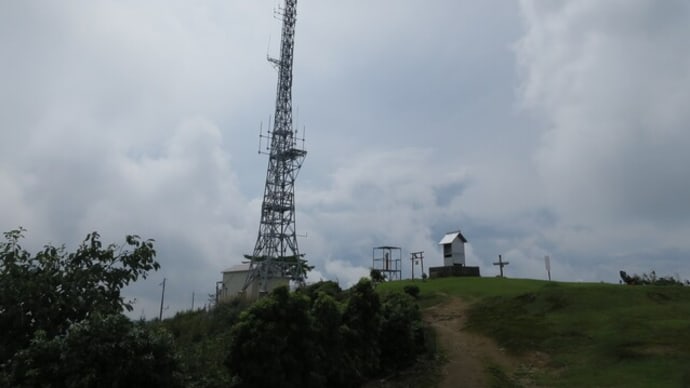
300;279;343;301
342;278;382;381
155;297;252;388
370;268;385;283
403;284;420;298
388;277;690;387
0;228;175;386
310;292;349;387
6;314;183;388
0;229;158;362
226;286;320;387
620;270;688;286
224;279;428;388
379;292;424;371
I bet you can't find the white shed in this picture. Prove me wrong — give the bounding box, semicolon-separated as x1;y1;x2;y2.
220;263;290;300
220;263;251;300
438;230;467;267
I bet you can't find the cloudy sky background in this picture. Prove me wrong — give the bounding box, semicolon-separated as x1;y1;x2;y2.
2;0;689;318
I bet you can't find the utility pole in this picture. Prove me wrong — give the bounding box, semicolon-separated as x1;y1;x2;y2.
191;291;195;310
410;251;424;280
244;0;308;296
159;278;166;320
215;281;224;304
493;255;509;278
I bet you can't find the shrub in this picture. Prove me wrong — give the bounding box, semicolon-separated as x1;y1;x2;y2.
403;285;421;298
5;314;183;387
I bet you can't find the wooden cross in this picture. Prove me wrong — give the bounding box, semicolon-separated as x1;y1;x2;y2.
493;254;509;277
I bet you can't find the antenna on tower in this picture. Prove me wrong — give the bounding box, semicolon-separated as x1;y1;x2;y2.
266;34;273;60
301;125;306;150
258;122;264;154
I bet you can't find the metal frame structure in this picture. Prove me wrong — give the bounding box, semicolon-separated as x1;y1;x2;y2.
372;246;402;281
244;0;309;295
410;251;425;280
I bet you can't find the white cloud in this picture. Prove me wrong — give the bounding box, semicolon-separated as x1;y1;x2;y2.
512;0;690;280
297;148;472;277
517;0;690;226
2;0;690;319
323;259;370;288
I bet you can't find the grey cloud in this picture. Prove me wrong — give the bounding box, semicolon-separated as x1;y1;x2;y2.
3;0;690;318
518;0;690;226
515;0;690;279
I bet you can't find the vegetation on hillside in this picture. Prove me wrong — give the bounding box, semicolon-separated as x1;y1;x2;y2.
619;270;689;286
165;279;431;387
10;227;688;387
0;228;182;387
0;229;431;387
382;277;690;388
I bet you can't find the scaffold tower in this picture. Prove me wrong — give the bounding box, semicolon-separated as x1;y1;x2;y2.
244;0;310;295
372;246;402;281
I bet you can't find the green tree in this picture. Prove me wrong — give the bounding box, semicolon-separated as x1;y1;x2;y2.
379;292;423;371
403;284;421;299
370;268;385;284
300;280;343;301
342;278;382;382
310;292;350;387
224;280;428;388
6;314;183;388
0;228;172;385
226;286;320;387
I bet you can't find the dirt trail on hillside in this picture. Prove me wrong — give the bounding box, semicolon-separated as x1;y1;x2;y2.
424;297;529;388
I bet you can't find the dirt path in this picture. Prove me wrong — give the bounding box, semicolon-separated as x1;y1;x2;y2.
423;297;519;388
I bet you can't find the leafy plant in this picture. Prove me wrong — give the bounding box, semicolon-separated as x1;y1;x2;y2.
619;270;687;286
370;268;386;284
7;314;183;387
0;228;172;386
225;279;428;388
403;285;421;299
226;286;319;387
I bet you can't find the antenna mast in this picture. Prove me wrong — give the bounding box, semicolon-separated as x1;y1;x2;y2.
244;0;309;296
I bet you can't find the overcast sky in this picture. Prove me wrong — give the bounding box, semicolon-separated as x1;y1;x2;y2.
2;0;690;318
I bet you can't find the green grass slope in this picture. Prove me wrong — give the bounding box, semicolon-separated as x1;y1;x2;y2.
379;277;690;387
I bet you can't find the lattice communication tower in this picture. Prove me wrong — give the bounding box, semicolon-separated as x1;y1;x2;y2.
244;0;310;295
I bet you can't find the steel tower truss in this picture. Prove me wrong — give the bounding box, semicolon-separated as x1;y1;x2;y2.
244;0;310;295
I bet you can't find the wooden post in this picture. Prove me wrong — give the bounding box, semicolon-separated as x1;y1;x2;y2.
159;278;166;320
411;255;415;280
410;251;424;280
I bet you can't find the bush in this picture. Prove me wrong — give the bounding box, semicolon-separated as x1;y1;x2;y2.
226;287;319;387
225;279;428;387
379;292;423;371
403;285;421;298
620;270;687;286
5;314;183;388
0;229;159;365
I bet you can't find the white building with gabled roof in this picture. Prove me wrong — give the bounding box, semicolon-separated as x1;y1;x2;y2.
439;230;467;267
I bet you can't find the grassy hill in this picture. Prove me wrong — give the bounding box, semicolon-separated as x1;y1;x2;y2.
379;277;690;387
